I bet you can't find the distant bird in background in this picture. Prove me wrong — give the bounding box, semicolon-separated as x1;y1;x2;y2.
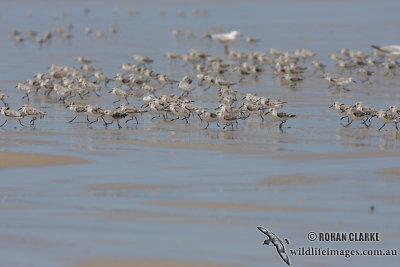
371;45;400;59
211;30;242;55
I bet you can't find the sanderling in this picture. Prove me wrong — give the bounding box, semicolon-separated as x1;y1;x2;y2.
118;104;146;124
103;110;126;129
357;68;374;83
211;30;242;55
133;55;154;66
343;107;368;127
388;105;400;117
115;73;132;87
158;74;178;89
66;102;89;123
110;87;130;104
86;104;107;125
19;104;46;126
241;102;265;121
170;102;190;123
217;109;247;130
142;94;155;108
329;101;350;122
377;110;399;131
382;60;397;76
149;99;170;119
0;90;8;106
0;106;24;127
165;52;181;63
17;82;32;100
266;108;296;129
178;76;194;96
235;67;251;82
354;102;377;125
198;109;218;129
94;71;113;86
245;37;260;46
311;60;326;73
76;56;93;65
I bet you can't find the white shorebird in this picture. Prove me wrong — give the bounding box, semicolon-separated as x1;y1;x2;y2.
66;102;89;123
0;106;24;127
19;104;46;126
0;90;8;106
17;82;33;100
118;104;146;124
329;101;350;122
198;109;218;129
94;71;113;86
343;107;368;127
110;87;130;104
158;74;178;89
170;102;190;123
377;110;399;131
103;110;126;128
388;105;400;118
266;108;296;129
86;104;107;125
211;30;242;55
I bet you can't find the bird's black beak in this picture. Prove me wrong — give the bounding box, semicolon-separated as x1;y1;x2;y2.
329;105;333;108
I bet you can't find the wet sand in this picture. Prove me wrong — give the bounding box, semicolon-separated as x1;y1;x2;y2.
0;151;92;169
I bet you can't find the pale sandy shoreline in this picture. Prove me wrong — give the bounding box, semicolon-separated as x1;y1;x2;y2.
0;151;92;170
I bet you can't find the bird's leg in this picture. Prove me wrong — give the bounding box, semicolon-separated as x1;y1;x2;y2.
90;118;99;124
0;120;7;127
68;116;77;123
344;120;353;127
279;121;286;129
135;117;139;124
378;123;386;131
224;45;229;55
204;122;209;129
18;119;24;126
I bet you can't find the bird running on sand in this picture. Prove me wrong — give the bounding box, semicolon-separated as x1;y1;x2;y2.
266;108;296;129
0;106;24;127
211;30;242;55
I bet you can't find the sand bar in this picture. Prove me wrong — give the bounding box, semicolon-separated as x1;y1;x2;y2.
0;151;92;170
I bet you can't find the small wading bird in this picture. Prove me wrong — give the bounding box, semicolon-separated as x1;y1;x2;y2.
257;226;290;266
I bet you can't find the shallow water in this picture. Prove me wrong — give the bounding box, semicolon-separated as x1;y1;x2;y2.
0;0;399;266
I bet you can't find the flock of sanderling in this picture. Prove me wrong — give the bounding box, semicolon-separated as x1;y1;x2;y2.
3;8;400;132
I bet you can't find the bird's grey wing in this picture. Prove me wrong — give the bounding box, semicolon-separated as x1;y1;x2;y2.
257;226;272;238
278;250;291;266
212;33;230;42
